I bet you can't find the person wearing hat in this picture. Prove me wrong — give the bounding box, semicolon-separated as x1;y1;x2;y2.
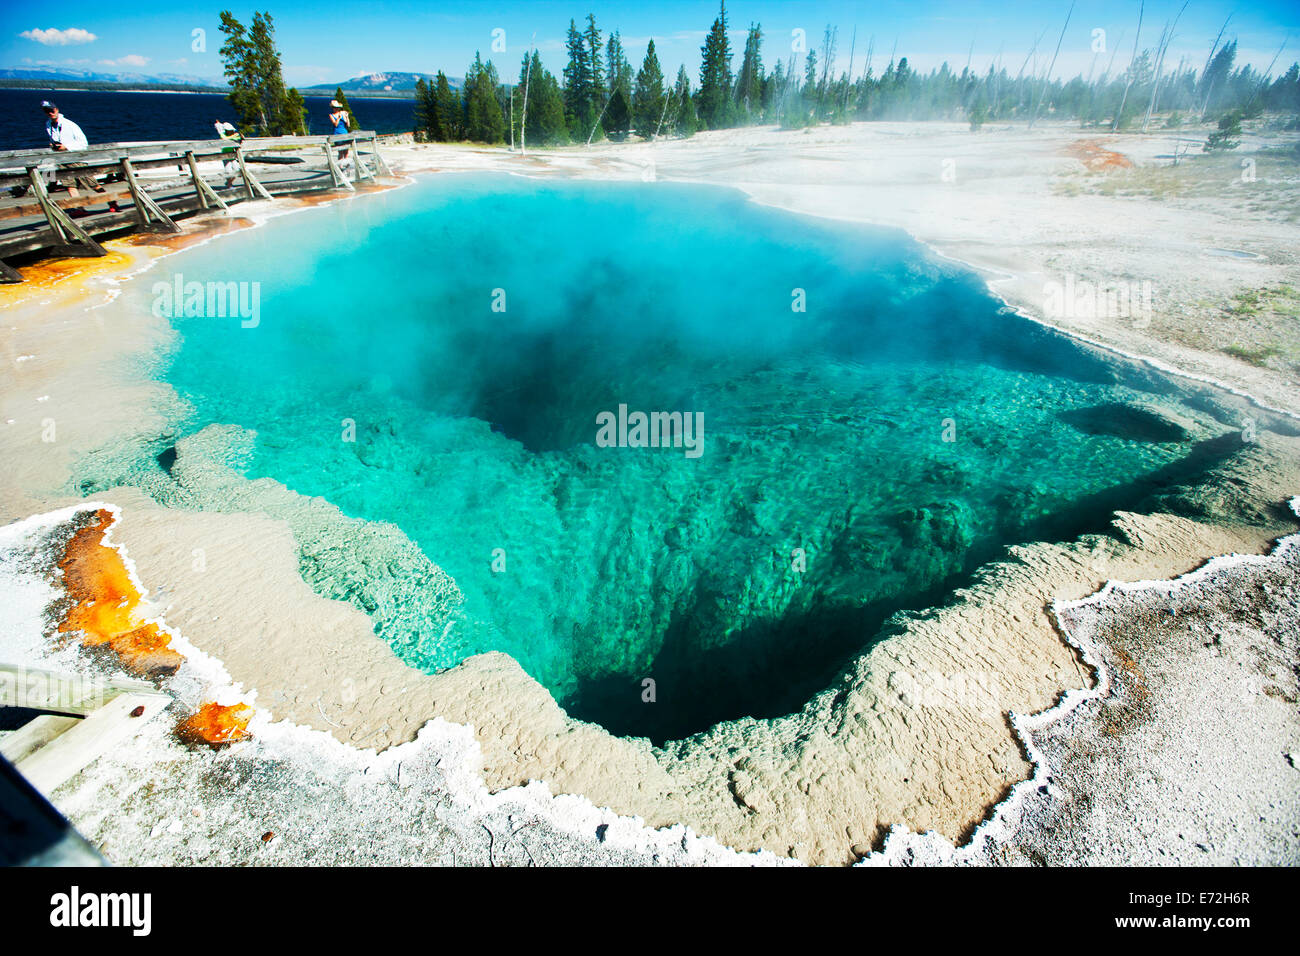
328;98;352;167
42;100;118;213
10;101;118;212
214;119;244;188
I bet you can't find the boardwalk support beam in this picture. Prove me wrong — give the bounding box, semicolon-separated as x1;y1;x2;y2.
120;157;178;233
235;147;274;201
185;151;229;212
371;136;394;177
25;167;105;257
323;143;355;191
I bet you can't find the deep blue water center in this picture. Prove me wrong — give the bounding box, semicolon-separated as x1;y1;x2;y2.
133;174;1221;742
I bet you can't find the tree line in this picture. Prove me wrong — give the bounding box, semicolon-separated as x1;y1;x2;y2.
413;15;700;146
221;4;1300;147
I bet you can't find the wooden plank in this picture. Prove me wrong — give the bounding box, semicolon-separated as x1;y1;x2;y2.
0;664;155;714
15;691;171;794
0;714;80;764
0;182;130;222
0;138;234;165
0;133;377;182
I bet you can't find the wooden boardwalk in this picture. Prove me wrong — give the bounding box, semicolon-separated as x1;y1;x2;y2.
1;664;170;863
0;131;394;281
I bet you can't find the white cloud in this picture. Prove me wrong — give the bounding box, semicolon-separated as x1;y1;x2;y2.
19;27;97;46
100;54;150;68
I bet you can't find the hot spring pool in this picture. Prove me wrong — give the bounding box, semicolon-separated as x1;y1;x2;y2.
100;173;1245;742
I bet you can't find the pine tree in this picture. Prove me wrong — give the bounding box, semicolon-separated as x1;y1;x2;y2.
513;51;569;148
734;24;764;121
433;72;459;140
632;39;666;140
563;19;592;139
583;14;606;142
605;88;631;141
673;66;699;137
217;12;262;133
766;59;785;122
413;77;434;140
698;1;734;129
249;12;292;134
280;87;307;135
219;10;299;135
532;65;569;145
463;52;504;143
606;31;633;97
1204;108;1242;150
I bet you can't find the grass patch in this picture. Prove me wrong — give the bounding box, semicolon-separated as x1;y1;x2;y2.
1224;344;1282;366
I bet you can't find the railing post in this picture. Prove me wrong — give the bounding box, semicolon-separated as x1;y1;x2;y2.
368;134;394;177
322;142;355;192
25;165;105;256
185;150;228;212
185;150;208;209
120;157;178;232
234;146;273;201
26;166;66;243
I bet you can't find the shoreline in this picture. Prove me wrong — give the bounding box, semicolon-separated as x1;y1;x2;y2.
2;119;1299;865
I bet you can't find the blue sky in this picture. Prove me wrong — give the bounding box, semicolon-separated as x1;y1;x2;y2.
6;0;1298;88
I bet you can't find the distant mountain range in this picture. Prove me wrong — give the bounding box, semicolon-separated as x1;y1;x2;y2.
308;71;461;94
0;66;222;88
0;67;458;97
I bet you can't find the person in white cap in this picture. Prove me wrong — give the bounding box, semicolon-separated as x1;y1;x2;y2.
214;118;244;187
37;101;118;213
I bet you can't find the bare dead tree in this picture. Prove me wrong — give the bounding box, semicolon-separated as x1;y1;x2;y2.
519;33;535;154
1198;15;1232;120
1141;0;1189;132
1112;0;1145;132
1029;1;1075;129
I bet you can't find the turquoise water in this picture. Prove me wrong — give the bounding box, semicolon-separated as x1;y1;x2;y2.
110;174;1235;741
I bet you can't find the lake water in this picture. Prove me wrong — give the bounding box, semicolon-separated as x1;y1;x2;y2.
0;88;415;150
89;174;1244;742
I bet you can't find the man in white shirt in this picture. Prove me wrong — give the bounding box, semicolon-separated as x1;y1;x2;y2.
44;100;89;151
42;100;108;201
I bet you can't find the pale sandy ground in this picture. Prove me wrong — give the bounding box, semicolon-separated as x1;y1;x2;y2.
1;120;1298;866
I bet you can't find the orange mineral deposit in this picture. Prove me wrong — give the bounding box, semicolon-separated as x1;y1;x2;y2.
57;508;184;679
177;702;255;749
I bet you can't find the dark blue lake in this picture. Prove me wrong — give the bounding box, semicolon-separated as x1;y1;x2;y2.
0;88;415;150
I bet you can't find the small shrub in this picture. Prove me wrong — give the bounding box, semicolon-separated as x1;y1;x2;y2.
1204;110;1242;151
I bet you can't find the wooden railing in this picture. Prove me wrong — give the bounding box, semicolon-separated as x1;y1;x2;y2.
0;131;393;279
